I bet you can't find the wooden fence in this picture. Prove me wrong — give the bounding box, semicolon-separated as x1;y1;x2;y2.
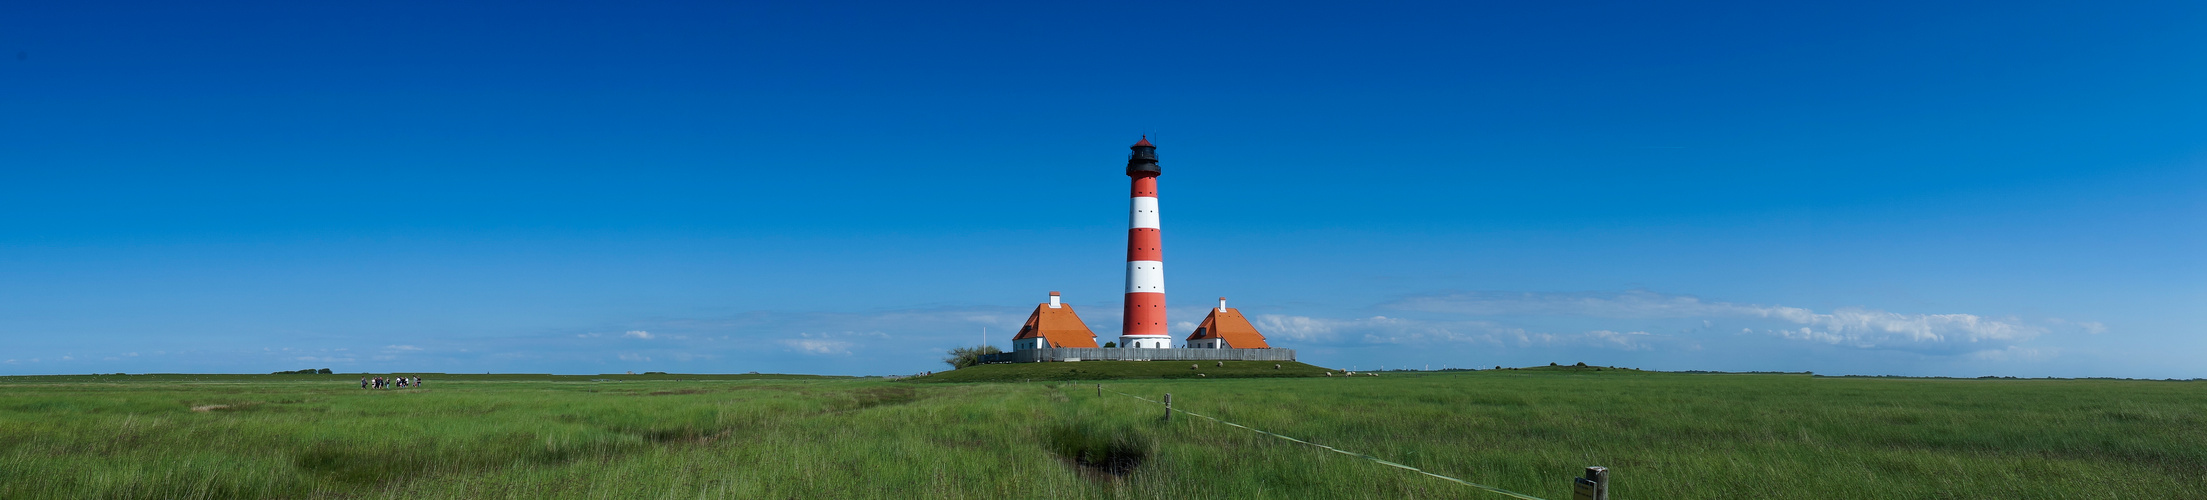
980;348;1296;363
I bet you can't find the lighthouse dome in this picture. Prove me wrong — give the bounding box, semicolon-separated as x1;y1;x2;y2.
1126;136;1161;176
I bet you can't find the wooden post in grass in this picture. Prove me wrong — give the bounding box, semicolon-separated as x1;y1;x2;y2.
1096;383;1101;397
1572;466;1609;500
1164;393;1173;421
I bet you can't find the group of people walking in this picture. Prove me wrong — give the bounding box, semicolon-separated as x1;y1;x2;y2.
360;376;421;389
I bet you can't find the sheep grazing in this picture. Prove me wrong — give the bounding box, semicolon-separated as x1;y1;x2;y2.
1190;364;1199;370
1198;373;1207;377
1273;364;1281;370
1215;361;1224;367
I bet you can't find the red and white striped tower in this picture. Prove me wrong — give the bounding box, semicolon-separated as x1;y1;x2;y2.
1120;136;1172;349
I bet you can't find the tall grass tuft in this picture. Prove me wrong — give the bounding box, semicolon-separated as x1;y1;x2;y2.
1047;420;1155;478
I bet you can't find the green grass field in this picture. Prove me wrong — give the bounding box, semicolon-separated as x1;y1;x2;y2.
3;366;2202;499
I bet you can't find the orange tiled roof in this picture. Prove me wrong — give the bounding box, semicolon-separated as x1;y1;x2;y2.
1185;307;1270;348
1012;302;1099;348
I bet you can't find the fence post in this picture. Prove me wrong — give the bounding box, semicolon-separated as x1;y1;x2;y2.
1572;466;1609;500
1096;383;1101;397
1164;393;1173;421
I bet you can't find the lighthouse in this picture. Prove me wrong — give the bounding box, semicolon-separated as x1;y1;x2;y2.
1120;137;1172;349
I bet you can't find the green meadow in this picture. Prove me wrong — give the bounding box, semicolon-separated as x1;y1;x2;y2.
3;365;2202;499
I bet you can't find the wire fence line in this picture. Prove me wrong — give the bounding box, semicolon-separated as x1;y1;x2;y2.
1102;387;1549;500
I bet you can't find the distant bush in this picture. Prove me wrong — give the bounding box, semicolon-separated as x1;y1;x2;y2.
272;368;330;375
943;345;1004;369
1103;342;1117;348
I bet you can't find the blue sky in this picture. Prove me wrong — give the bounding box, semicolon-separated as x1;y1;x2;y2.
2;1;2200;377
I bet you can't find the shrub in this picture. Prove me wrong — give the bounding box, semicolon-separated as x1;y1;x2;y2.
943;345;1004;369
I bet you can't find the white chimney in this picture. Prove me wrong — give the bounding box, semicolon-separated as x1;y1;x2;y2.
1218;297;1227;312
1049;291;1062;308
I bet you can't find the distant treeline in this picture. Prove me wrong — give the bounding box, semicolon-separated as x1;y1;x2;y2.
273;368;334;375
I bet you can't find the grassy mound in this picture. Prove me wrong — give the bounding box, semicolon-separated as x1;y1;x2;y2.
909;360;1333;383
1489;363;1654;373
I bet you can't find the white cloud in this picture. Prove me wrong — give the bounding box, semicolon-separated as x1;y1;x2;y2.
786;339;852;354
1971;346;2055;362
1390;290;1745;318
1753;306;2031;345
386;345;423;351
1771;327;1846;345
623;330;653;339
1583;330;1655;350
1491;329;1662;351
618;353;650;362
669;352;715;362
645;308;1011;342
2048;318;2109;335
781;333;856;355
1389;290;2044;351
1250;315;1375;342
1250;314;1664;351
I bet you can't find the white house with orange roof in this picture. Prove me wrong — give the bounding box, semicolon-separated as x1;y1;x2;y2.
1011;291;1101;351
1185;297;1270;349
